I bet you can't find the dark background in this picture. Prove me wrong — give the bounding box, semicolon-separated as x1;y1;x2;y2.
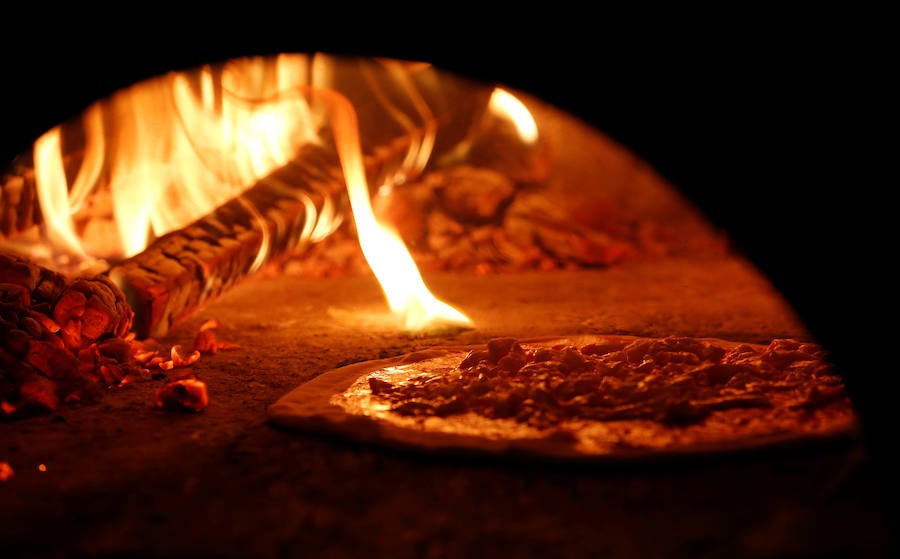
1;7;890;528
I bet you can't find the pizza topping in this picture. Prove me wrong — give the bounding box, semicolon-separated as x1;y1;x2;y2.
359;336;849;431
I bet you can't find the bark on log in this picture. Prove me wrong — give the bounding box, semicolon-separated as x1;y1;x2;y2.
107;145;337;340
108;138;413;340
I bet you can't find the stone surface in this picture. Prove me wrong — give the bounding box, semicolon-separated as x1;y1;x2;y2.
1;256;895;558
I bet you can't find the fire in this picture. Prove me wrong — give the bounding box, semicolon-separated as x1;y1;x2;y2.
348;176;473;332
315;83;473;331
32;128;92;265
7;54;547;334
489;87;539;144
30;54;326;269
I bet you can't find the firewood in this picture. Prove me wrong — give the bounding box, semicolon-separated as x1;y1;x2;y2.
107;135;420;340
1;252;142;419
103;144;345;339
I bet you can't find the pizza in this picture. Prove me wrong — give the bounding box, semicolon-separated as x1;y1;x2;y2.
267;334;860;461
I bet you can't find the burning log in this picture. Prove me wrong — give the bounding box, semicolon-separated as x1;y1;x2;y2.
107;138;414;340
1;252;143;419
106;155;338;339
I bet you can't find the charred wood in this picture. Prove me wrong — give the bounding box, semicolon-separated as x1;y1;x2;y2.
108;137;414;340
107;146;342;340
1;252;140;419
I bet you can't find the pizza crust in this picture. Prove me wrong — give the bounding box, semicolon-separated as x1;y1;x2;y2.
267;336;860;462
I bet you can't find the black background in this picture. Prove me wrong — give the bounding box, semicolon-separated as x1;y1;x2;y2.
1;7;891;526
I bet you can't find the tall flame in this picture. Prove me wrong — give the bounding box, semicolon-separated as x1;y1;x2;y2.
32;127;91;264
315;86;473;331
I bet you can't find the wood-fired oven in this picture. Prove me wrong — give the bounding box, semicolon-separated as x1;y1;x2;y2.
0;19;894;559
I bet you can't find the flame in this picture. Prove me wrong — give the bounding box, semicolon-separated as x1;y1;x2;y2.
32;128;92;263
489;87;539;144
317;86;473;331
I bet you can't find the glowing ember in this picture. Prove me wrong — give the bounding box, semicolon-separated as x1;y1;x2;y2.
156;377;208;413
193;319;240;354
158;345;201;371
0;252;143;419
0;462;13;481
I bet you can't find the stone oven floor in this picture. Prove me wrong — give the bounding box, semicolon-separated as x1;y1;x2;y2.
1;256;896;558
